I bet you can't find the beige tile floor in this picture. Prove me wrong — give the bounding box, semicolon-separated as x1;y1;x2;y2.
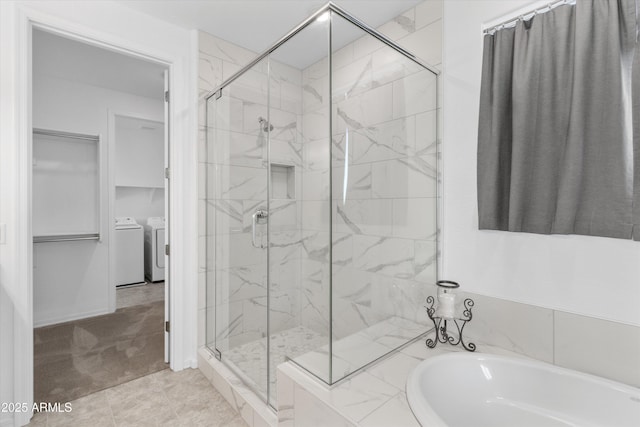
28;368;248;427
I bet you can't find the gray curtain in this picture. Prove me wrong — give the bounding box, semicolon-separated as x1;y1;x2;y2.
478;0;638;239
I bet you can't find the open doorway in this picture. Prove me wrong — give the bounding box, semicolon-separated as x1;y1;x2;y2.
31;28;170;404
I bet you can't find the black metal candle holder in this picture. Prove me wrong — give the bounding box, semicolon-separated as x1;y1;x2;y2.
425;280;476;352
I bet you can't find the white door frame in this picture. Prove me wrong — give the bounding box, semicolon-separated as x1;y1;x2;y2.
2;4;198;426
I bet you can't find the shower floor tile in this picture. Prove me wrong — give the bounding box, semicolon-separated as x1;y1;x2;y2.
223;326;327;399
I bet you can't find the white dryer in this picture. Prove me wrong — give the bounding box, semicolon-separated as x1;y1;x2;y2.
114;217;145;286
144;217;165;282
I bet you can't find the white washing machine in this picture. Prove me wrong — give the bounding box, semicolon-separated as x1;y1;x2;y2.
144;217;165;282
114;217;145;286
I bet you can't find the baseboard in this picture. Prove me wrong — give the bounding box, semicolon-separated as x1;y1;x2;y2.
33;308;109;328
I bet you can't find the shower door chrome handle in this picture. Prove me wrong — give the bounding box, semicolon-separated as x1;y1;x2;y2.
251;208;268;249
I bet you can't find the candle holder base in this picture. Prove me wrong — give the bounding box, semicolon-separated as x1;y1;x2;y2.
425;296;476;352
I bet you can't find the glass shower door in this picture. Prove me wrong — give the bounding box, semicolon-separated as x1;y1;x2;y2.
206;58;271;399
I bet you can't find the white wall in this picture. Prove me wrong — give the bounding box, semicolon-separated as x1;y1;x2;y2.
1;2;197;425
115;115;166;226
32;74;163;327
442;0;640;326
115;187;165;225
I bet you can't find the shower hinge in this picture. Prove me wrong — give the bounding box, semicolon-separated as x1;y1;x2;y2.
165;244;170;256
165;321;170;333
164;90;170;102
165;167;170;179
214;90;222;100
213;348;222;360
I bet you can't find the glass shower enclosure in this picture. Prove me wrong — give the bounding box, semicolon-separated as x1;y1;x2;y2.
205;2;439;409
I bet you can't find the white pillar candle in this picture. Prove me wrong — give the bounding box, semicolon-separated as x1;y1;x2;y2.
438;293;456;320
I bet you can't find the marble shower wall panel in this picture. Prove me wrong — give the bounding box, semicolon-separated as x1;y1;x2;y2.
298;40;332;340
333;81;436;337
303;5;441;347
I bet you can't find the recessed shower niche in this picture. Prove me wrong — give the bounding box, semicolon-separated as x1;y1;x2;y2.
270;164;295;200
205;2;439;409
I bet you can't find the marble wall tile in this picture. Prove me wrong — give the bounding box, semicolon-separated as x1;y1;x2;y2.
332;163;373;201
300;231;330;263
334;199;393;236
222;61;242;82
392;198;437;240
215;232;264;268
270;139;303;168
302;109;330;143
376;8;416;40
299;258;330;334
302;169;329;201
334;83;393;133
395;20;443;67
371;48;423;89
199;31;257;67
359;392;420;427
301;201;331;231
333;268;370;307
554;312;640;387
332;43;355;71
369;275;432;322
199;51;223;96
332;228;353;258
276;367;295;427
353;235;414;279
214;165;268;200
242;104;297;139
350;117;416;164
303;79;328;114
332;55;373;99
415;0;443;29
214;300;243;347
294;386;356;427
269;200;298;231
392;69;437;119
270;60;302;114
414;240;438;283
415;109;437;155
331;298;388;340
371;156;437;199
303;56;328;82
242;291;298;336
211;95;244;133
216;266;265;305
209;129;263;168
460;293;554;363
366;351;421;391
324;371;398;422
226;72;269;108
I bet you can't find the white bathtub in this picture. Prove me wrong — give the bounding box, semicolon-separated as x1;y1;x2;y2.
406;353;640;427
